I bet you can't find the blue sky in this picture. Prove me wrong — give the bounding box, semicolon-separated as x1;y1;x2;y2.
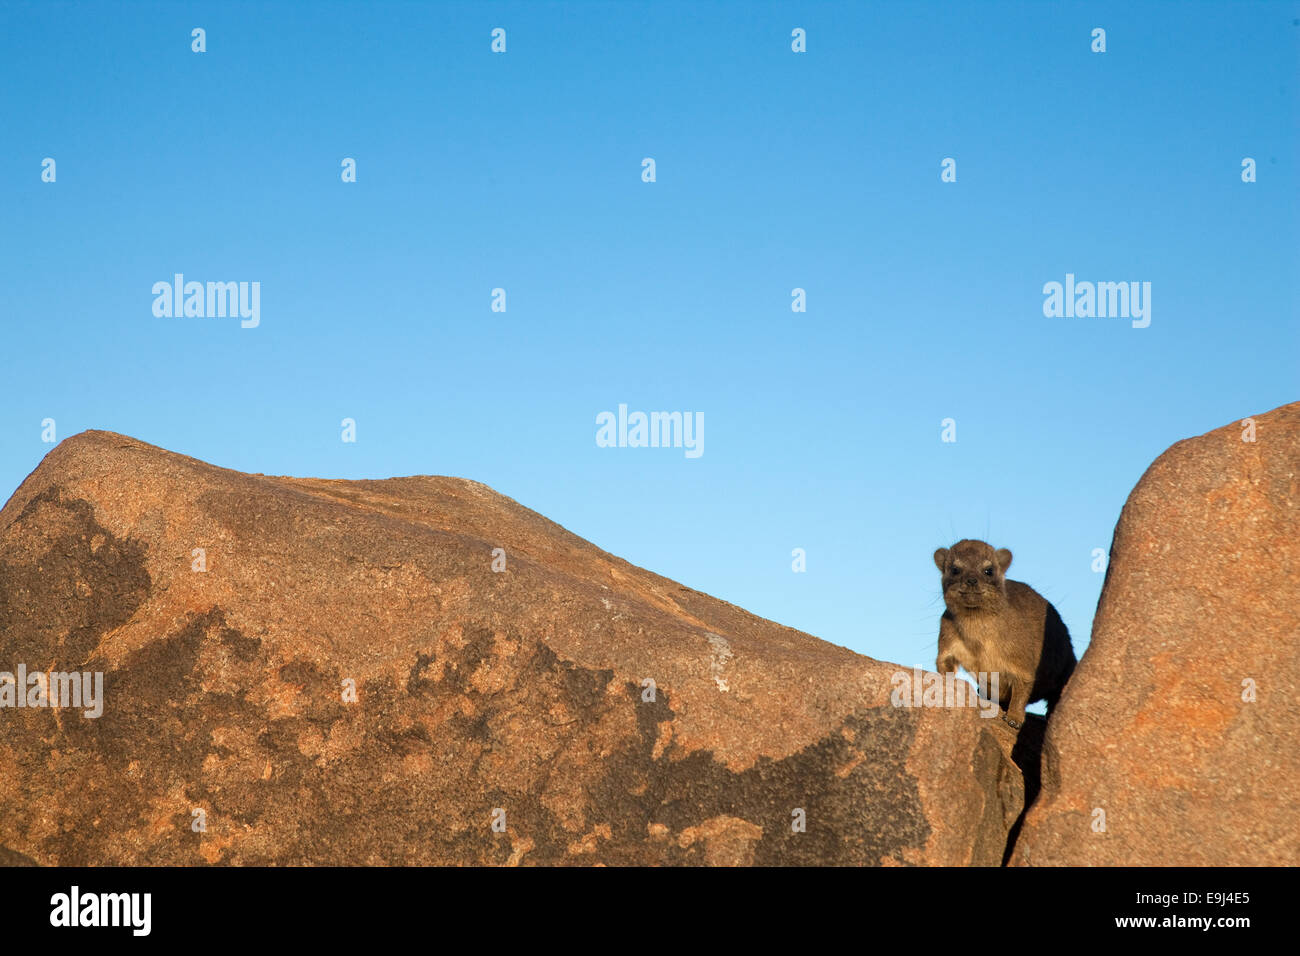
2;1;1296;696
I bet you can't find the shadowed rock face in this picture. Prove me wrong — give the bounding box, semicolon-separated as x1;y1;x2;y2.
0;431;1029;866
1011;401;1300;866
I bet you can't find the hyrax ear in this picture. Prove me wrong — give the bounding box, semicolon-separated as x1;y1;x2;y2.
933;548;949;571
995;548;1013;572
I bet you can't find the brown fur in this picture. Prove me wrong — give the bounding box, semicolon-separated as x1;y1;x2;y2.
933;539;1076;727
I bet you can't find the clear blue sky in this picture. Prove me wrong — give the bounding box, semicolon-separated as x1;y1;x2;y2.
3;1;1296;696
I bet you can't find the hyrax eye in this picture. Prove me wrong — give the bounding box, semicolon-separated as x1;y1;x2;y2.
983;567;993;577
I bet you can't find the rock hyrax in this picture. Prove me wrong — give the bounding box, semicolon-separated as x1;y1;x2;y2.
934;539;1076;728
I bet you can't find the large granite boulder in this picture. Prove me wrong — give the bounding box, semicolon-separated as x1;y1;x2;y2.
0;431;1032;866
1011;401;1300;865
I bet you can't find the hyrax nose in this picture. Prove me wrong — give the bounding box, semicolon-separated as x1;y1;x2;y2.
963;574;979;587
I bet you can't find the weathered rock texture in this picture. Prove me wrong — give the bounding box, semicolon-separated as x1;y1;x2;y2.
1012;401;1300;865
0;431;1032;866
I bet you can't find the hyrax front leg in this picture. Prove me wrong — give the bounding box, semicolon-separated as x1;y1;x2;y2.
1002;677;1029;729
935;615;962;675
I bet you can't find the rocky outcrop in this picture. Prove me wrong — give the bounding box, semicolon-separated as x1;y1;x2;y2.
0;431;1033;866
1011;401;1300;865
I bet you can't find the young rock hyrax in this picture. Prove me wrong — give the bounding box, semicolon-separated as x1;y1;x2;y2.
934;539;1076;728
